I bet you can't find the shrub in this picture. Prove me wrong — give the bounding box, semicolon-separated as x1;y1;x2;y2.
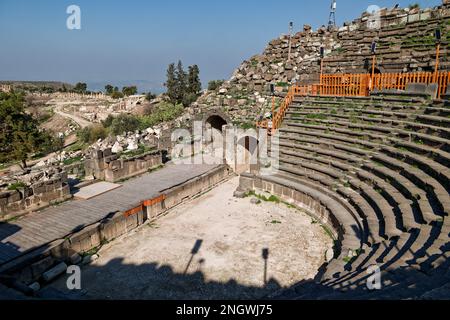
207;80;225;91
110;114;141;135
77;125;108;144
140;102;184;128
102;114;115;128
111;91;124;99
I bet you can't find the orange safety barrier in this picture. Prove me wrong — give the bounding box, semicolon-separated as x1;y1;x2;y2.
272;85;295;134
143;194;166;207
320;74;370;97
372;71;450;99
124;205;144;218
123;194;166;217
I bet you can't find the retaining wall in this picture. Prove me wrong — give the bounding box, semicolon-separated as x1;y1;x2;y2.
0;178;72;222
84;149;163;183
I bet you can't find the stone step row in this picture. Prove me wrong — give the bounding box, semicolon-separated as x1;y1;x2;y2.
277;131;450;218
281;122;450;189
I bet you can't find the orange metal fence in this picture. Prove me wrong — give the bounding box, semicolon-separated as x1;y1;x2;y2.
320;74;370;97
320;71;450;98
272;85;295;133
258;71;450;134
372;72;450;98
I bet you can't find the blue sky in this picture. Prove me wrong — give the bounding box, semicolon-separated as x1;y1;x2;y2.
0;0;442;92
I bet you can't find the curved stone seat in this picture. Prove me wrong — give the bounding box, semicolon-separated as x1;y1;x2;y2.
277;131;448;218
261;94;450;299
280;124;450;211
279;154;403;239
287;107;450;139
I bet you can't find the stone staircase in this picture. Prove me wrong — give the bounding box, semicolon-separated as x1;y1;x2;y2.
264;95;450;299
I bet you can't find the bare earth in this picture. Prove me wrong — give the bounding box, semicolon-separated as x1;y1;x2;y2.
48;176;332;300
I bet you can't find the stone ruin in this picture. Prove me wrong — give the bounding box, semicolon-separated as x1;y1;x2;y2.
0;167;71;221
195;1;450;124
84;148;163;183
0;84;12;93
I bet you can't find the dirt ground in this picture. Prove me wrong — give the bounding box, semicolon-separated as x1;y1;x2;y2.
47;176;333;300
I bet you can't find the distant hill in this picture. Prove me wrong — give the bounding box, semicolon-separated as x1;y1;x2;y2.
86;80;165;94
0;80;166;94
0;81;74;92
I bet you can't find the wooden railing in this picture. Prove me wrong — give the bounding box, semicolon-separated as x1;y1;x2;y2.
257;71;450;133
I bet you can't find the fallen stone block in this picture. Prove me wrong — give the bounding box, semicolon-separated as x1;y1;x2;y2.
69;253;82;265
42;262;67;283
29;282;41;293
82;254;99;265
233;190;246;198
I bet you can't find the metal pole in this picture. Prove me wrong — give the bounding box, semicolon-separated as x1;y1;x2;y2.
434;42;440;83
288;22;293;61
320;58;324;84
371;54;376;91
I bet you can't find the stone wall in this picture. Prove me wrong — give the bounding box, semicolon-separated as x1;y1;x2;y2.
0;173;71;221
84;149;163;183
0;85;12;93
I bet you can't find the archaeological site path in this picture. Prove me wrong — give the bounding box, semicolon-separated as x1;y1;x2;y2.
0;162;220;266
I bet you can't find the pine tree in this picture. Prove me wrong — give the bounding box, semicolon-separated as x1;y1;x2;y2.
188;64;201;95
165;63;177;103
174;60;187;104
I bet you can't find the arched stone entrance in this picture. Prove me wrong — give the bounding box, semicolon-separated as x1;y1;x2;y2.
205;115;228;132
235;135;259;175
202;111;230;160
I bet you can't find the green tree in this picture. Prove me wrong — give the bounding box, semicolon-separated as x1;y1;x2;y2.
110;114;141;135
145;92;156;101
105;84;114;95
77;125;108;144
208;80;224;91
0;93;57;168
122;86;138;96
175;60;187;104
111;91;124;99
187;64;201;95
165;63;177;103
74;82;87;94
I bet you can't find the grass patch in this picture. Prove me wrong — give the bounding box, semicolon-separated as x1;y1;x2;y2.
147;221;160;229
63;156;83;166
321;225;335;239
119;144;156;159
246;190;281;203
7;182;27;191
65;141;88;153
306;113;327;120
